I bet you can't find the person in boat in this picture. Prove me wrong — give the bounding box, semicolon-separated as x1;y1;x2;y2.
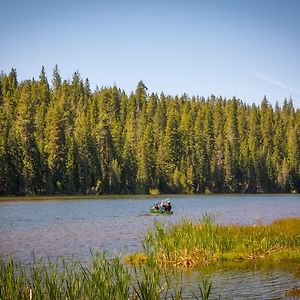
160;200;165;211
164;201;172;212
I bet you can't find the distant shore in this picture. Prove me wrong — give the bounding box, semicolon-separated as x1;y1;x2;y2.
0;192;299;202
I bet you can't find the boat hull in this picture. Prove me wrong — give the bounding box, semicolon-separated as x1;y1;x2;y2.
150;208;173;214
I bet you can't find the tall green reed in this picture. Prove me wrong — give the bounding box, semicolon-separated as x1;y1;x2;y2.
0;259;29;300
0;253;132;300
0;253;181;300
192;276;212;300
79;252;131;300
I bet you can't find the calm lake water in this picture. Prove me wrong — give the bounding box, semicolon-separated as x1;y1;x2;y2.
0;194;300;299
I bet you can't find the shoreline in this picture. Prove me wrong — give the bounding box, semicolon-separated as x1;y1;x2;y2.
0;192;299;202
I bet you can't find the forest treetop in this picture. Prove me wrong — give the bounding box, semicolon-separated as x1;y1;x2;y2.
0;67;299;195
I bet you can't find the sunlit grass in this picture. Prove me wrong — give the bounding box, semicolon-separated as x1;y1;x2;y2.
141;215;300;268
124;252;148;265
0;252;220;300
0;253;133;300
285;287;300;298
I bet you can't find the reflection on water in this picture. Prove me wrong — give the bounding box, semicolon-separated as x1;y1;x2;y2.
183;261;300;299
0;194;299;298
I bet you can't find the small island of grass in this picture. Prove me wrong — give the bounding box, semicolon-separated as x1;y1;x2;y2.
127;215;300;268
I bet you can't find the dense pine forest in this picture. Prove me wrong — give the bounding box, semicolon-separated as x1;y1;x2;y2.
0;67;299;195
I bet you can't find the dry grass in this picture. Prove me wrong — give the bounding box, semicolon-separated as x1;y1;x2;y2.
285;287;300;298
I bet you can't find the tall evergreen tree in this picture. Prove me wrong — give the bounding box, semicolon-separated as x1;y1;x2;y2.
44;96;67;193
248;104;261;191
52;65;62;91
224;98;239;192
14;82;42;194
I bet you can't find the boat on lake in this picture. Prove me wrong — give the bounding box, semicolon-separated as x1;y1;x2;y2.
150;199;173;214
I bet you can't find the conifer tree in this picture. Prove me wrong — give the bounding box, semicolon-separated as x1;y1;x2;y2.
248;104;261;191
260;97;275;191
14;81;42;194
194;106;207;192
212;98;225;192
44;95;67;193
52;65;62;91
224;98;239;192
162;102;180;191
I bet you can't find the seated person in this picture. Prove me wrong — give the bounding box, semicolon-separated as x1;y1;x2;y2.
160;200;165;211
165;201;172;212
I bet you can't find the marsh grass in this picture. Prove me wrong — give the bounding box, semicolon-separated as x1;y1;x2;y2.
0;252;218;300
141;215;300;268
285;287;300;298
0;253;132;300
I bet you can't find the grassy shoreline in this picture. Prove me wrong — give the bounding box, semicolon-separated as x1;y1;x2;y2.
0;192;299;202
0;194;160;202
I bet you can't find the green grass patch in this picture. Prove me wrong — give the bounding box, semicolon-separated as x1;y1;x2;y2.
124;252;148;265
140;215;300;268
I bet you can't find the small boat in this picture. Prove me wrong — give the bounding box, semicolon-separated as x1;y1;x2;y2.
150;207;173;214
150;199;173;214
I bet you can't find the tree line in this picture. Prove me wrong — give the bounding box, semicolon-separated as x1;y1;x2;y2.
0;67;299;195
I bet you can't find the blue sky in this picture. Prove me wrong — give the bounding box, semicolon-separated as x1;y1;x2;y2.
1;0;300;107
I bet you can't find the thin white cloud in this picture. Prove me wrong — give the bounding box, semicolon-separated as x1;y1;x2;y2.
253;71;300;94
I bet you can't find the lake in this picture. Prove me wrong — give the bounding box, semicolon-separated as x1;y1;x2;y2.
0;194;300;299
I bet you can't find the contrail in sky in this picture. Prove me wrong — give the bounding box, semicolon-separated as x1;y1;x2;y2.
253;71;300;94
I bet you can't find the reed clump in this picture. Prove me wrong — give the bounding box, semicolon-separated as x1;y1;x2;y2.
0;252;218;299
0;253;132;300
141;215;300;268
